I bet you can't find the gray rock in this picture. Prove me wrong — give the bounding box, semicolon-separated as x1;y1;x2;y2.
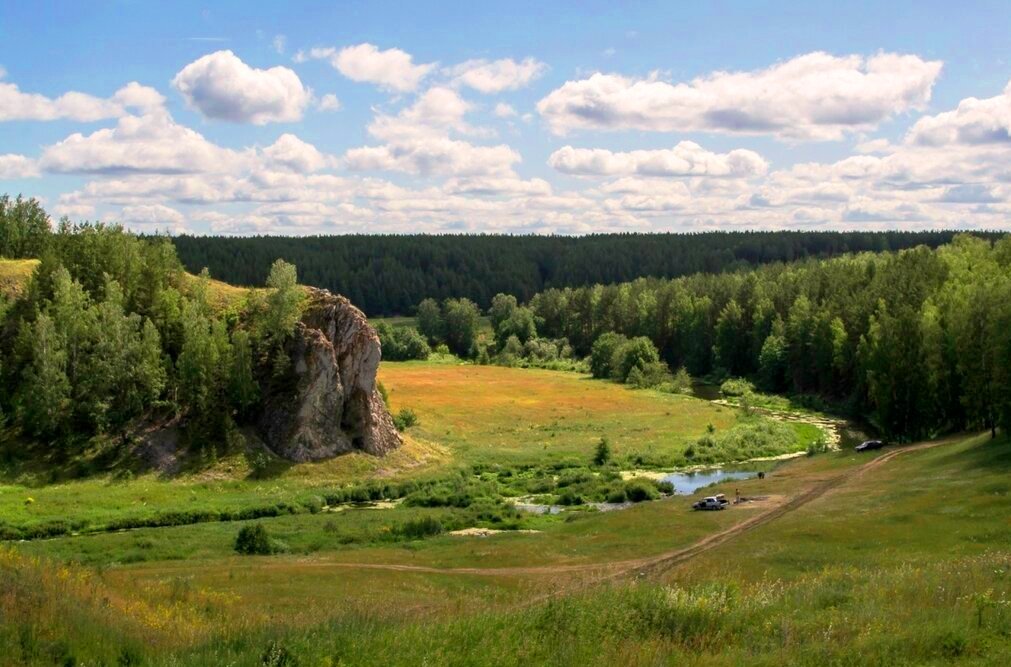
259;288;401;461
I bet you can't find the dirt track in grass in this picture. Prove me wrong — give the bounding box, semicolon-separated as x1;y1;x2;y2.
228;436;961;580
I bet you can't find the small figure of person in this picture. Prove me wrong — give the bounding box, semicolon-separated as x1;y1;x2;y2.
735;487;740;504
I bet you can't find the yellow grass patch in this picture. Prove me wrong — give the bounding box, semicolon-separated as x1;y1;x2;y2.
378;361;737;466
0;257;39;298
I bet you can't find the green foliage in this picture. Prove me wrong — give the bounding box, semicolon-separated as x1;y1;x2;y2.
0;195;50;259
393;408;419;431
624;480;659;502
590;332;627;379
234;524;273;555
0;210;313;449
593;437;611;466
396;516;444;539
376;323;430;361
262;260;303;342
719;378;755;398
442;298;481;357
415;298;443;344
611;336;661;383
171;230;983;315
495;305;537;347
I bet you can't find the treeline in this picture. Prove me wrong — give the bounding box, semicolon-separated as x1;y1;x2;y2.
0;199;304;449
169;231;994;316
522;236;1011;440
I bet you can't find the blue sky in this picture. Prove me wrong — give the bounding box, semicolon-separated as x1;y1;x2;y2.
1;0;1010;234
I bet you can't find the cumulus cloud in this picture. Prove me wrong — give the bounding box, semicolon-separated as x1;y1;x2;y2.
537;52;943;140
0;80;163;122
905;79;1011;146
447;57;547;93
298;43;434;92
39;110;243;175
494;103;517;118
365;87;479;142
172;50;311;124
345;139;520;177
344;86;518;176
0;154;39;178
317;93;341;111
548;142;768;178
119;203;187;230
262;133;332;173
443;176;552;196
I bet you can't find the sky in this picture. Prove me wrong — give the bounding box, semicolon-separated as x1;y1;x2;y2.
1;0;1010;236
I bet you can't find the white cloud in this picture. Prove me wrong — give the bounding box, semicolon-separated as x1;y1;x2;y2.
172;50;311;124
39;110;243;175
443;176;551;196
317;93;341;111
273;35;286;55
0;154;39;178
548;142;768;178
345;86;518;176
905;79;1011;146
447;57;547;93
262;133;331;173
299;43;435;92
119;203;188;232
345;139;519;177
366;87;476;141
538;52;943;140
494;102;517;118
0;80;163;122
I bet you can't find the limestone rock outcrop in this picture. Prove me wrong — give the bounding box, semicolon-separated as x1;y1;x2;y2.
258;288;401;461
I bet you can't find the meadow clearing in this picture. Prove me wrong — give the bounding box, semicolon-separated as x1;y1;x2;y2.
4;430;1010;665
4;359;1007;665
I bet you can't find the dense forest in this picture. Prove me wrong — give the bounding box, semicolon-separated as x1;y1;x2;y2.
521;236;1011;440
0;196;302;450
170;231;996;316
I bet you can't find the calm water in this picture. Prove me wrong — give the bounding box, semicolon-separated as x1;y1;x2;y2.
660;469;759;495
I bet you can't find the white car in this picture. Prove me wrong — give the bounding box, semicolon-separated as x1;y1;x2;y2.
692;496;727;511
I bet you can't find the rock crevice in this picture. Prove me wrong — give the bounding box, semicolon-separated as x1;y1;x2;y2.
258;288;401;461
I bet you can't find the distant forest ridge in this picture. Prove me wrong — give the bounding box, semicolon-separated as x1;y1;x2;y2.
172;231;999;316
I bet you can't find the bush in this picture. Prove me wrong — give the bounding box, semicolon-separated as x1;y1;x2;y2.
611;337;661;383
590;332;628;379
656;480;675;495
593;437;612;466
625;480;660;502
555;489;585;506
720;378;755;398
668;367;693;394
606;487;628;503
234;524;273;555
397;516;444;539
393;408;419;431
628;361;673;389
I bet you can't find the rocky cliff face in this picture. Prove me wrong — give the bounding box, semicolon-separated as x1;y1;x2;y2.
258;288;402;461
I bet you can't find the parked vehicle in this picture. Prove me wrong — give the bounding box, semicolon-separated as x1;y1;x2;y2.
855;439;884;452
692;496;727;511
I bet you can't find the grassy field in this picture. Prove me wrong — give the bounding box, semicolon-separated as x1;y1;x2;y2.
5;432;1011;664
378;362;815;467
5;344;1007;664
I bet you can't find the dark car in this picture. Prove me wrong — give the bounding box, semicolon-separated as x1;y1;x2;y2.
855;439;884;452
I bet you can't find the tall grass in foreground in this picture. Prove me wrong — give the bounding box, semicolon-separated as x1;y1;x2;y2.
5;546;1011;665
